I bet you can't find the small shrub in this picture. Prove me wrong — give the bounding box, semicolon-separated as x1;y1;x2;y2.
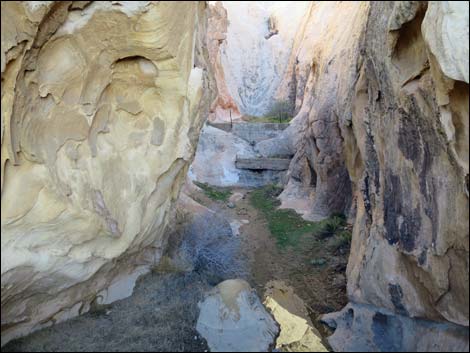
179;212;248;283
317;215;346;239
330;230;352;251
244;100;295;123
265;100;294;123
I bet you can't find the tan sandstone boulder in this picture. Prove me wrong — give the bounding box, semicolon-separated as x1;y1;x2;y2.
263;280;328;352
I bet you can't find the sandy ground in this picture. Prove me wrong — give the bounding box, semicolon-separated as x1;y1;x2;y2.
198;188;348;329
3;187;348;352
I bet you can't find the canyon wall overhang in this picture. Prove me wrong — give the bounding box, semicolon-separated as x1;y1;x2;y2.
1;1;215;345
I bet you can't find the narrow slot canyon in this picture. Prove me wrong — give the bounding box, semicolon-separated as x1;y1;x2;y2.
1;1;469;352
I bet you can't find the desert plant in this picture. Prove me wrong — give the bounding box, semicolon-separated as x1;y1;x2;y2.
265;100;294;123
317;215;347;239
178;211;248;283
330;230;352;251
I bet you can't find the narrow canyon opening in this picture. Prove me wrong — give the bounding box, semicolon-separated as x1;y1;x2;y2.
1;1;469;352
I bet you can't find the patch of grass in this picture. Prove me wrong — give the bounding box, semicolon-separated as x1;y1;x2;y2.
193;181;232;202
249;184;282;211
243;115;293;124
250;185;351;248
250;185;322;247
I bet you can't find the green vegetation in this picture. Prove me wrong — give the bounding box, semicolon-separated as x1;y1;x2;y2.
193;181;232;202
317;214;346;239
266;100;294;123
250;185;351;248
244;99;294;123
330;230;352;251
250;185;321;247
244;115;293;124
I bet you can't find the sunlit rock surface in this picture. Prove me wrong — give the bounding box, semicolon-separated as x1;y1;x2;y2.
1;1;214;345
263;280;328;352
422;1;469;83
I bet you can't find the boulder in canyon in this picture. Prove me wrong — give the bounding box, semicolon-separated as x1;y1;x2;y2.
196;279;279;352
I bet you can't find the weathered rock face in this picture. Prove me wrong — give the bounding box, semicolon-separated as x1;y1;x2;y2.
278;0;468;350
219;1;309;116
206;1;241;123
322;302;469;352
278;1;364;220
189;123;287;187
1;1;214;345
345;0;469;328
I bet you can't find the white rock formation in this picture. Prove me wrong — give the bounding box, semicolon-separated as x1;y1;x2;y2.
189;124;257;186
189;123;288;187
422;1;469;83
219;1;309;116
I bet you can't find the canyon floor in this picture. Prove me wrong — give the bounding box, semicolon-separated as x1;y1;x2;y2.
4;185;350;352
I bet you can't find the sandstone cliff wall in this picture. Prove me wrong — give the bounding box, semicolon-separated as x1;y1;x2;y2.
206;1;241;123
1;1;214;345
279;0;468;348
220;1;308;116
344;0;468;328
